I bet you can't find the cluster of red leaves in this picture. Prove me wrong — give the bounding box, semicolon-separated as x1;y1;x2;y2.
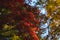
0;0;40;40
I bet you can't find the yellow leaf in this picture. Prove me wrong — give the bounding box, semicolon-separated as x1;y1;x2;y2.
3;24;10;29
55;0;60;6
12;35;20;40
3;24;14;30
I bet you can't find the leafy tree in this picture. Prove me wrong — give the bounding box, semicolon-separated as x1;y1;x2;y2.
0;0;40;40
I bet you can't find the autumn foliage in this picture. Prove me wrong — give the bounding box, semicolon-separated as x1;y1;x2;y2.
0;0;40;40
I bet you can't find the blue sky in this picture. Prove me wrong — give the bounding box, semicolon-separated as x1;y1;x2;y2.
25;0;39;6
